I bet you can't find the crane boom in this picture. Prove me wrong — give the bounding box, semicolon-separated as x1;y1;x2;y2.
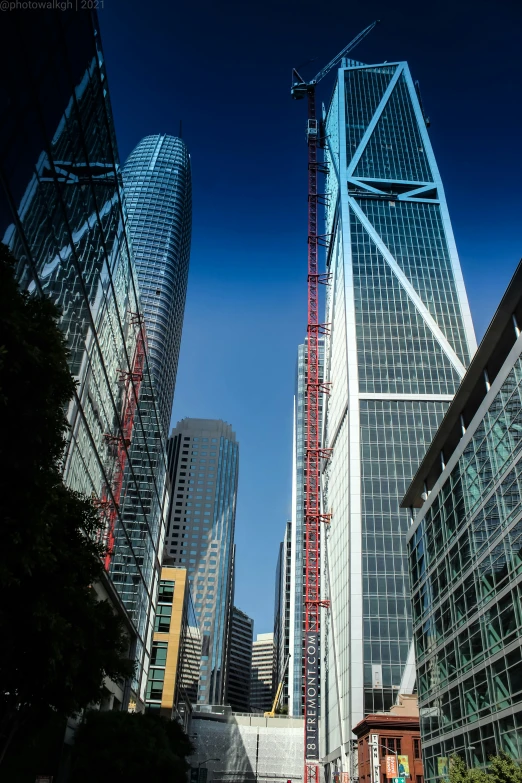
311;20;379;85
291;20;379;100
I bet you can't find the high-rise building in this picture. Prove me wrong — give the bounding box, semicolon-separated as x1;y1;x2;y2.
251;632;276;712
227;607;254;712
166;418;239;704
274;521;292;711
404;260;522;781
320;58;477;766
145;565;200;723
289;339;324;715
0;8;168;708
122;135;192;437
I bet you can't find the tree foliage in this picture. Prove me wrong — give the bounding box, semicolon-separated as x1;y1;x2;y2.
70;710;194;783
0;245;133;761
449;752;522;783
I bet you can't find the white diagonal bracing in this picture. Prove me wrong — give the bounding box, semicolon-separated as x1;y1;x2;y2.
347;64;404;177
348;196;466;377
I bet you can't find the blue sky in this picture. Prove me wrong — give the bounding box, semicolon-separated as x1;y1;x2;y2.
99;0;522;634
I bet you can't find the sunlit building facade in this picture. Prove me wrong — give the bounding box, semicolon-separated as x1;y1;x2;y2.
122;135;192;437
145;565;200;724
251;633;276;712
0;9;168;706
405;261;522;782
320;59;476;769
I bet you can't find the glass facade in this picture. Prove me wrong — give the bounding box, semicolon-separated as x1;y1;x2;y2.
0;10;167;703
320;60;476;761
122;135;192;438
408;350;522;781
165;419;239;704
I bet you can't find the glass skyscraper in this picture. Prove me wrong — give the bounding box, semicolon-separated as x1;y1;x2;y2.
122;135;192;438
0;9;168;707
320;59;476;769
166;418;239;704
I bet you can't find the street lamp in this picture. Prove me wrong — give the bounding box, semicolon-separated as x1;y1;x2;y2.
198;758;220;769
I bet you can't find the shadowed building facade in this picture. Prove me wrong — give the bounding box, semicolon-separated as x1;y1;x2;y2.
0;8;168;707
227;607;254;712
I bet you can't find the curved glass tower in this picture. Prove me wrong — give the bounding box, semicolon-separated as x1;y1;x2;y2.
123;135;192;437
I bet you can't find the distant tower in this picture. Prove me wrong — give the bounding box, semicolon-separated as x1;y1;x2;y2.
227;607;254;712
251;633;276;712
166;418;239;705
123;135;192;436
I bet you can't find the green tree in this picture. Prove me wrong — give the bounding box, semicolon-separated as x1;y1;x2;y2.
448;752;522;783
488;751;522;783
448;754;471;783
70;710;194;783
0;245;133;766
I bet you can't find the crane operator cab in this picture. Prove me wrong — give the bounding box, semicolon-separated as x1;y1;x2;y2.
290;76;309;101
306;119;319;141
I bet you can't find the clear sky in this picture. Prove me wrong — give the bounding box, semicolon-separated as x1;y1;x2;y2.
99;0;522;635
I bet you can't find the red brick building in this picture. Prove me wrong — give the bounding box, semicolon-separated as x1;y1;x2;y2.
352;695;424;783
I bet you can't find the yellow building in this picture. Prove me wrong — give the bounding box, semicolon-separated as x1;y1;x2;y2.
145;566;200;720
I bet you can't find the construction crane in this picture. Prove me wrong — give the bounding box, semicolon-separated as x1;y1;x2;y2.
291;21;379;783
265;654;291;718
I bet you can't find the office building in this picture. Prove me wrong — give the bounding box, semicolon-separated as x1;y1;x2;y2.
404;260;522;782
274;521;292;711
251;633;275;712
122;135;191;438
290;339;324;716
0;8;167;707
227;607;254;712
166;418;239;704
146;565;201;723
353;695;424;783
320;58;476;767
146;566;200;721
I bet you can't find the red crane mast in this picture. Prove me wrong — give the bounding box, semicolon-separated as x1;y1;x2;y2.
291;22;379;783
99;312;147;571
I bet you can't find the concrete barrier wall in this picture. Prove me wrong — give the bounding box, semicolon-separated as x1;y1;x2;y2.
190;713;305;783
